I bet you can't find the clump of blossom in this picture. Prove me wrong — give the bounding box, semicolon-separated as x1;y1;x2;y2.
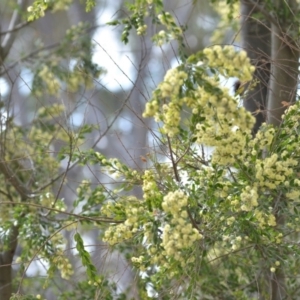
102;196;143;245
142;170;163;206
143;68;188;137
255;154;296;190
252;126;275;149
160;190;202;266
38;65;60;96
52;250;74;280
137;24;147;35
192;78;254;165
143;46;255;163
240;186;259;212
151;12;183;44
254;209;277;228
193;47;255;162
203;45;255;82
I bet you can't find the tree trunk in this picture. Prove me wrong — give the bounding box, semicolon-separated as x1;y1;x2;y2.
0;226;19;300
242;0;299;299
241;0;271;135
267;1;299;299
267;14;299;126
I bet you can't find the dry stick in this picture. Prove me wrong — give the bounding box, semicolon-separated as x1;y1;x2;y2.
0;20;31;36
44;133;74;217
0;201;122;223
0;0;29;62
246;0;278;26
167;136;180;182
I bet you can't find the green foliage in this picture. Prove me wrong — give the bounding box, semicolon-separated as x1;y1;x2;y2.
27;0;75;20
27;0;48;21
27;0;96;20
74;232;99;282
107;0;186;54
85;0;96;12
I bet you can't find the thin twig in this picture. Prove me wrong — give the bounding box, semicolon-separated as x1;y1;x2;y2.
1;0;29;62
246;0;278;26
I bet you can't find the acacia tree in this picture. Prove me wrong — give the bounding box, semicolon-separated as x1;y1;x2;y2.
95;0;300;299
1;0;300;299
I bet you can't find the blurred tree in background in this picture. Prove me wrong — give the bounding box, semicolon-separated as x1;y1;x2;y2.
0;0;299;299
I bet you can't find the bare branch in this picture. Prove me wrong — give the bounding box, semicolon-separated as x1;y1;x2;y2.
0;20;31;36
0;0;29;63
0;159;34;200
246;0;278;26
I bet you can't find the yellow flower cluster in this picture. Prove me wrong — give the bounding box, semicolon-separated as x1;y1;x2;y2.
155;30;168;46
283;102;299;120
102;223;134;245
102;197;143;245
67;73;82;92
286;189;300;201
230;235;243;251
52;252;74;280
270;261;281;273
38;65;60;96
252;126;275;149
137;24;147;36
37;104;65;120
52;0;72;11
143;68;187;136
27;0;72;16
3;123;61;185
27;3;46;19
254;209;276;228
131;255;146;270
160;191;202;264
203;45;255;82
142;170;162;202
160;68;187;98
240;186;259;212
211;1;240;44
193;80;254;164
157;12;182;40
143;46;255;145
158;12;173;27
255;154;296;190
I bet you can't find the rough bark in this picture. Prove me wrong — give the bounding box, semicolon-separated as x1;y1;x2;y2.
241;1;299;299
0;226;19;300
242;0;299;299
267;1;299;299
0;0;28;63
267;16;299;126
241;0;271;135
